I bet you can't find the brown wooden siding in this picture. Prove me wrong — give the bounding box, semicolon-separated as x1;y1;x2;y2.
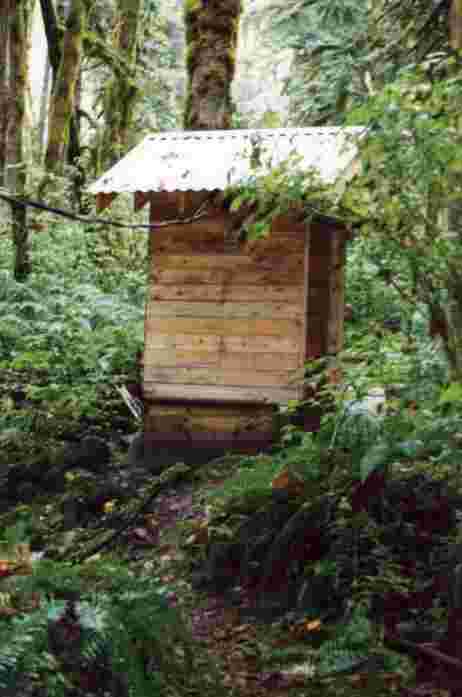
143;192;347;453
306;222;337;359
144;198;306;406
144;402;277;455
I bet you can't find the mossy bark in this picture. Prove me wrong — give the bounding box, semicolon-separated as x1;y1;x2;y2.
44;0;86;172
39;0;62;79
101;0;141;169
183;0;241;130
445;1;462;381
38;57;51;159
0;0;13;188
9;0;33;281
450;0;462;49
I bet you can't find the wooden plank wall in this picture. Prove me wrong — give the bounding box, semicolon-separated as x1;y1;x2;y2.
300;222;346;430
144;402;278;455
142;192;346;454
144;193;307;406
305;222;345;360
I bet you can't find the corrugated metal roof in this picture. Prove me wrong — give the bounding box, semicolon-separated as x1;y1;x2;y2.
88;127;367;195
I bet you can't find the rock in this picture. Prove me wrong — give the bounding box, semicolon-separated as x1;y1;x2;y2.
65;436;111;474
16;481;36;503
126;432;187;474
61;479;129;527
200;541;243;592
296;575;337;615
383;317;401;332
237;501;295;584
42;466;66;493
61;499;81;530
7;460;52;500
395;621;440;643
127;432;160;473
271;488;290;504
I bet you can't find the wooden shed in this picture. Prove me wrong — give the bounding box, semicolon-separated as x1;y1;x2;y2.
89;128;364;460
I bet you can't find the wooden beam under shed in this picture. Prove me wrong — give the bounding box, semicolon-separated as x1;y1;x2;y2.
96;192;117;212
134;191;151;212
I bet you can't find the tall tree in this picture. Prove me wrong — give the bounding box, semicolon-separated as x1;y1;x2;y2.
38;57;52;158
183;0;241;129
44;0;87;174
0;0;13;188
101;0;142;168
8;0;34;281
444;0;462;379
39;0;62;85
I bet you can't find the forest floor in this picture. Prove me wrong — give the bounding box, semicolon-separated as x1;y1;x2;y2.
1;428;460;697
111;456;412;697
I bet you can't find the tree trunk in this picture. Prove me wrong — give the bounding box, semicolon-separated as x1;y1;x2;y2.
0;1;12;188
38;55;51;159
101;0;141;169
23;1;35;175
57;0;72;20
39;0;61;84
9;0;33;282
450;0;462;51
446;276;462;382
69;70;86;210
444;0;462;380
44;0;86;174
183;0;241;130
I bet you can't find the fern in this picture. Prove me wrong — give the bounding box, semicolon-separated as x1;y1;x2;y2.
317;604;371;675
0;605;52;695
0;559;228;697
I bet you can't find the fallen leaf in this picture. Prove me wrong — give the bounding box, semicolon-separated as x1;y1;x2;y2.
0;561;12;577
144;514;158;531
306;619;322;632
129;528;157;546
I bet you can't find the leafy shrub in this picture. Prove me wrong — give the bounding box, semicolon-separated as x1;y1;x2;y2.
317;604;372;675
0;221;146;432
204;454;283;510
0;558;227;697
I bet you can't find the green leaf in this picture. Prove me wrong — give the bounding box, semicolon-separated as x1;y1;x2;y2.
359;441;391;482
440;383;462;405
229;195;245;212
393;439;425;458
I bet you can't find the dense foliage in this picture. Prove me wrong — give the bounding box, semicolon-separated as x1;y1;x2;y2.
0;214;146;444
2;1;462;695
0;556;227;697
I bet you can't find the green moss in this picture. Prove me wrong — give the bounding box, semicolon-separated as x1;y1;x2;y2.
184;0;241;129
183;89;193;129
185;43;199;72
227;46;237;72
184;0;202;17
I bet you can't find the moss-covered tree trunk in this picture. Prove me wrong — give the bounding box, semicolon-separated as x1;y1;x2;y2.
39;0;62;83
444;0;462;381
9;0;33;281
0;0;13;188
101;0;141;169
44;0;86;173
38;55;51;159
183;0;241;130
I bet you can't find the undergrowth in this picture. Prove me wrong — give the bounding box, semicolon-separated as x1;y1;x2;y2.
0;219;147;462
0;557;229;697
